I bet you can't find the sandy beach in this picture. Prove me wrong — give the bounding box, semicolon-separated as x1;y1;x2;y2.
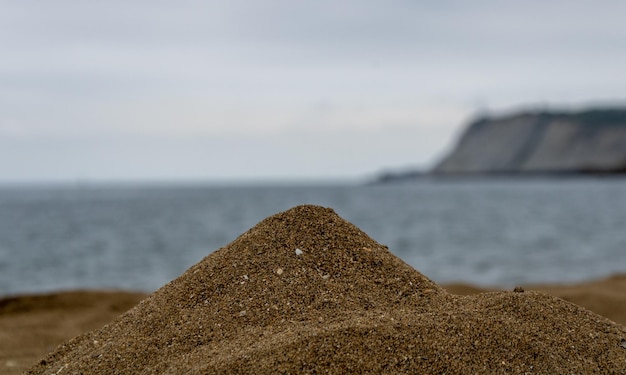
3;206;626;374
2;278;626;374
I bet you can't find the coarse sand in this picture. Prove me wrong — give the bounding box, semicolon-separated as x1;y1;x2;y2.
25;205;626;374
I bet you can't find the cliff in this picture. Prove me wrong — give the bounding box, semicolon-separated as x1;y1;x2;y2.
433;109;626;175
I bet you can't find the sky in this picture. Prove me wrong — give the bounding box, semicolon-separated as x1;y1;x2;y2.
2;1;626;184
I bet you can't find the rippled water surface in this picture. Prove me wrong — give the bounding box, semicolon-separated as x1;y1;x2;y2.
1;178;625;295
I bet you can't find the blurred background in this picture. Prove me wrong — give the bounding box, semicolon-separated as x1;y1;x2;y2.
1;1;625;295
2;0;626;183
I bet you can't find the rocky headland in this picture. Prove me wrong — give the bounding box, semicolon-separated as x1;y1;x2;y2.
433;108;626;175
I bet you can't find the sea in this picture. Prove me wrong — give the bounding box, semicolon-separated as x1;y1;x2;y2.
1;178;625;297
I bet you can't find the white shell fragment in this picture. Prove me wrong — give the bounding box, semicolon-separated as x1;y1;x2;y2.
295;248;303;256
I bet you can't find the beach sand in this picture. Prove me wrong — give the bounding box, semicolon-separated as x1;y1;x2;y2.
3;205;625;374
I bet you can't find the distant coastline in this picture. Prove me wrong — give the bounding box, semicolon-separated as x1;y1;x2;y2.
372;107;626;184
369;168;626;185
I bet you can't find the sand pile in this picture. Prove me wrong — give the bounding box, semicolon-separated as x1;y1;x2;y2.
27;205;626;374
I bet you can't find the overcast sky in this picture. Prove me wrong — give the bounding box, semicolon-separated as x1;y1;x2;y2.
2;1;626;183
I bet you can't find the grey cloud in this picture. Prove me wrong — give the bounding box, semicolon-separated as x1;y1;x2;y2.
2;0;626;181
3;0;626;71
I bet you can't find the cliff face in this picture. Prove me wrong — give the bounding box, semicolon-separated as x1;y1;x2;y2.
433;109;626;174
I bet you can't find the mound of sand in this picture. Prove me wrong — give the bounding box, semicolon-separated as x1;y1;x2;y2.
27;205;626;374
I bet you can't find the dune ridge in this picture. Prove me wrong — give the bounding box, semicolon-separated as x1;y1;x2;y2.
26;205;626;374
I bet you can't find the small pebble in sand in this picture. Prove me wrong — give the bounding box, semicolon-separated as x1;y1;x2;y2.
295;248;303;256
276;268;283;275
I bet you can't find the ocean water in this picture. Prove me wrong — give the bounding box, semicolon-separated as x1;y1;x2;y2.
1;178;626;296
